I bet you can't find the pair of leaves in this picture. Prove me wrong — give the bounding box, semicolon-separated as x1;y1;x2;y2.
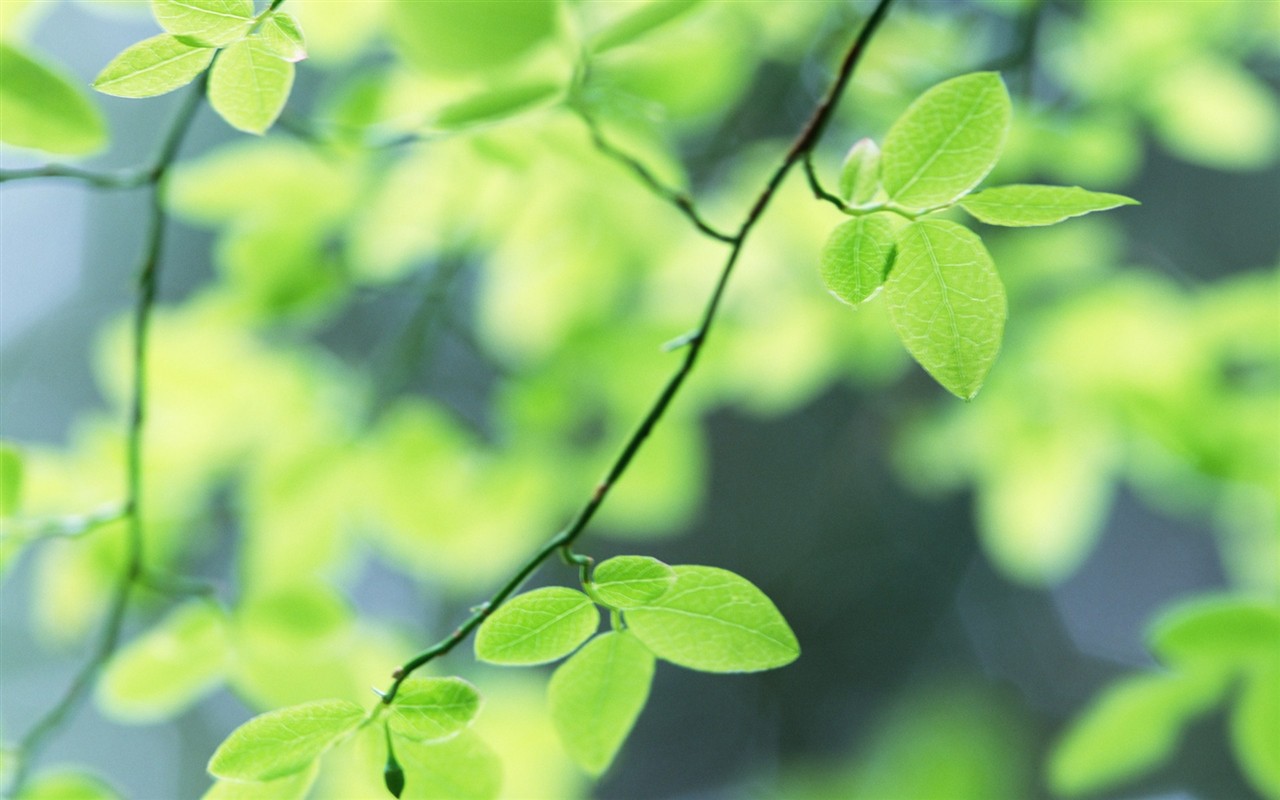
819;72;1137;399
93;0;305;134
473;559;798;775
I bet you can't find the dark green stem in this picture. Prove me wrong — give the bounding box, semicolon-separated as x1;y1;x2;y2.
379;0;896;705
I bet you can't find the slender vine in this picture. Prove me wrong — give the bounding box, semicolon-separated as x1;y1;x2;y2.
377;0;897;705
2;79;206;798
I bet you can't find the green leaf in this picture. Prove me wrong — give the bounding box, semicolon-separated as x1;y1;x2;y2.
818;214;897;307
0;43;107;155
208;38;294;134
1148;596;1280;672
150;0;255;48
433;80;561;130
838;137;881;204
883;219;1007;400
19;771;121;800
388;677;481;742
474;587;599;666
959;185;1139;227
548;631;655;775
1232;661;1280;799
397;730;502;800
201;764;318;800
589;0;704;55
625;565;799;673
1048;670;1226;797
591;556;676;609
260;11;306;63
97;600;230;722
881;72;1011;209
389;0;560;75
93;34;215;99
207;699;364;781
0;443;21;517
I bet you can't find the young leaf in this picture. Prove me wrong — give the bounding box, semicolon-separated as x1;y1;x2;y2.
202;763;318;800
207;699;364;781
0;442;21;517
150;0;255;48
474;587;599;666
881;72;1011;209
1049;670;1226;797
838;138;881;204
0;43;107;155
1232;662;1280;799
589;0;705;55
883;219;1007;400
260;11;306;63
818;214;897;306
625;565;799;673
93;34;215;99
208;38;294;134
591;556;676;609
396;730;502;800
1148;596;1280;672
548;631;655;775
959;185;1139;227
387;677;481;742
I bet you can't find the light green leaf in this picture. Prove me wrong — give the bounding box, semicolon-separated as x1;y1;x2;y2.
959;185;1139;227
474;587;599;666
548;631;655;775
201;764;318;800
208;38;294;134
838;137;881;204
207;699;364;781
433;80;561;130
397;730;502;800
1232;661;1280;799
591;556;676;610
389;0;560;75
625;565;799;673
19;771;121;800
97;600;230;722
260;11;306;62
0;443;21;517
881;72;1011;209
1048;670;1226;797
1147;596;1280;672
0;43;107;154
883;219;1006;400
388;677;481;742
589;0;704;55
150;0;254;47
818;214;897;306
93;34;215;99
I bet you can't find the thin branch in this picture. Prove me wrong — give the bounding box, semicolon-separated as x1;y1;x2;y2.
379;0;896;705
0;164;151;189
803;151;853;213
3;80;206;798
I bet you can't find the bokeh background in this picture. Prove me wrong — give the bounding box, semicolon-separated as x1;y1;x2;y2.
2;1;1278;798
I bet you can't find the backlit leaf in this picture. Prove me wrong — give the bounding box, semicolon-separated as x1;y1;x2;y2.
883;219;1006;400
0;443;21;517
388;677;481;742
625;565;799;673
1147;596;1280;672
207;699;363;781
589;0;704;54
881;72;1011;209
1232;661;1280;799
839;137;881;204
397;730;502;800
93;34;214;99
591;556;676;610
0;43;107;154
433;80;561;130
959;184;1138;227
208;38;294;134
389;0;560;75
260;11;306;62
202;764;318;800
150;0;254;48
19;771;121;800
474;587;599;666
548;631;655;775
818;214;897;306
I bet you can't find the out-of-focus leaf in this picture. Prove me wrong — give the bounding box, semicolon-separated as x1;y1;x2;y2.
93;34;214;98
396;730;502;800
433;80;560;129
1147;596;1280;672
0;443;21;517
1232;660;1280;799
1147;56;1279;170
0;43;107;154
18;770;121;800
389;0;560;75
589;0;704;54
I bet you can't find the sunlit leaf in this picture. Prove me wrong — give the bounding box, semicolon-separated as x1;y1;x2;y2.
207;699;364;781
201;763;318;800
818;214;897;306
474;587;599;666
259;11;306;62
150;0;254;47
208;38;294;134
591;556;676;609
1147;596;1280;672
388;677;481;742
881;72;1011;209
397;730;502;800
389;0;560;75
433;80;560;130
625;565;799;673
18;771;121;800
959;185;1138;227
1232;661;1280;799
93;34;214;99
548;631;654;775
0;443;21;517
883;219;1006;399
589;0;704;54
0;43;107;154
838;137;881;204
1148;56;1280;170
